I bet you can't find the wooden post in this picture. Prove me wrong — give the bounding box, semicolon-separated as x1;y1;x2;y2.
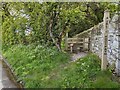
101;10;110;70
0;10;1;55
83;38;85;51
65;32;68;50
88;35;91;51
70;43;73;53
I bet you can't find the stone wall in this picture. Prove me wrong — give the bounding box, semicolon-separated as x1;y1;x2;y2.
107;14;120;75
74;12;120;75
89;22;104;58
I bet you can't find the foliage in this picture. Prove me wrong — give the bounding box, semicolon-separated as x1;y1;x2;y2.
90;71;120;88
40;53;120;88
3;49;120;88
2;2;118;50
3;44;70;87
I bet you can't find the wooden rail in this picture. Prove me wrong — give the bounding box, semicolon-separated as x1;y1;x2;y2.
67;37;89;53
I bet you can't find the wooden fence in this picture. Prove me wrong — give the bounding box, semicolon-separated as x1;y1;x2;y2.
66;37;89;53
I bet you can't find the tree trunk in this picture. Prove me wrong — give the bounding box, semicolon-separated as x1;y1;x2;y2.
49;19;61;52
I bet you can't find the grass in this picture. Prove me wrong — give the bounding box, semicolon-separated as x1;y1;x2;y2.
3;45;120;88
39;53;120;88
3;44;70;88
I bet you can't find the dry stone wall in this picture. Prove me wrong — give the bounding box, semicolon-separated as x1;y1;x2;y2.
89;22;104;58
107;14;120;75
91;13;120;75
74;12;120;75
90;13;120;75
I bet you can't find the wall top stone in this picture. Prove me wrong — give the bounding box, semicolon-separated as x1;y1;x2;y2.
112;14;119;22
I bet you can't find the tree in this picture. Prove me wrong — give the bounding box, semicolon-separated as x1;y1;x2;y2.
2;2;118;51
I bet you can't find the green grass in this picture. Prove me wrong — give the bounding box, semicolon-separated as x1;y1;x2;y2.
3;44;70;88
3;45;120;88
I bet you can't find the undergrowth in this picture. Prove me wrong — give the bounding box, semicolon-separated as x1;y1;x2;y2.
3;44;70;88
39;53;120;88
3;45;120;88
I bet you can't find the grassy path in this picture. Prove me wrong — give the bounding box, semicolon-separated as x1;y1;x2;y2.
71;52;87;61
40;52;88;88
49;52;87;78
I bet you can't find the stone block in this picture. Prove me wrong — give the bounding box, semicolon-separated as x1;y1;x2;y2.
116;59;120;76
112;49;117;55
112;41;119;49
116;32;120;36
110;55;116;61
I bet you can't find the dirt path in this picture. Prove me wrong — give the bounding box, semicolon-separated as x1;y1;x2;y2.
0;59;17;89
71;52;87;61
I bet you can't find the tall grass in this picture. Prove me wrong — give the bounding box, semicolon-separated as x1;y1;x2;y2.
3;44;70;88
3;45;120;88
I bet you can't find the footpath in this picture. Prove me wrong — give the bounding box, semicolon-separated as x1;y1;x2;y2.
71;52;87;61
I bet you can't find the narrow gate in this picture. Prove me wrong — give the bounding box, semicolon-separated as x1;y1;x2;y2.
67;37;89;53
